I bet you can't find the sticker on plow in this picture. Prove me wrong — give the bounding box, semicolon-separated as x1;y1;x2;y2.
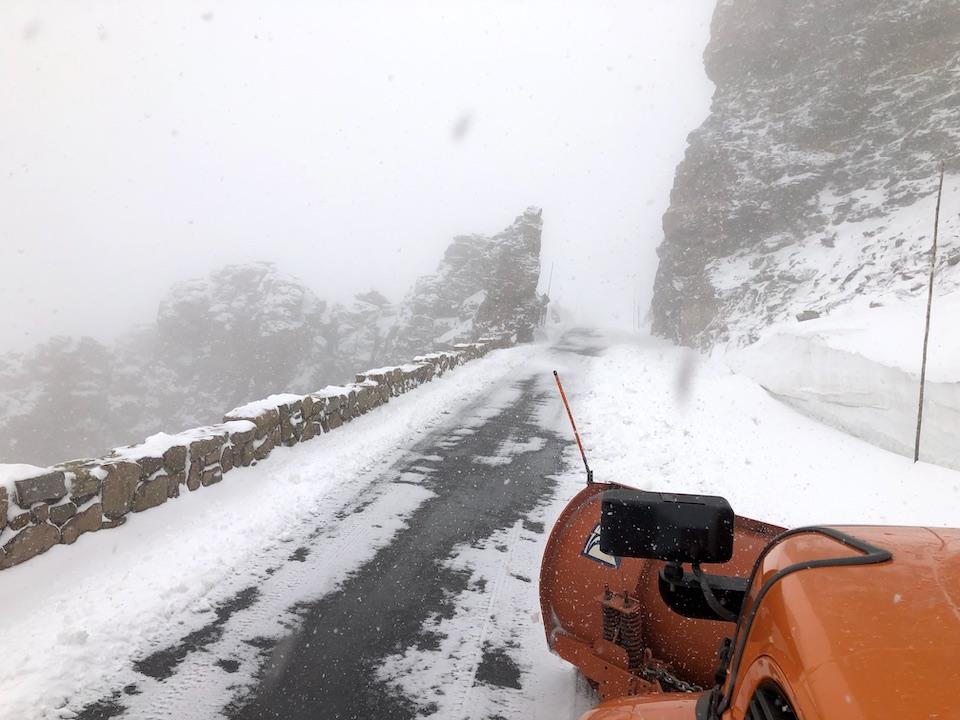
581;523;620;568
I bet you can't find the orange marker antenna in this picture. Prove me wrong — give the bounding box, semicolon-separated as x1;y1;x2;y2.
553;370;593;484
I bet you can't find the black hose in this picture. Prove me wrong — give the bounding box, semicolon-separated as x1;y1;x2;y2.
692;563;737;622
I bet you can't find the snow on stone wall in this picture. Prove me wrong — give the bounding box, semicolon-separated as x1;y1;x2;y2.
0;336;512;571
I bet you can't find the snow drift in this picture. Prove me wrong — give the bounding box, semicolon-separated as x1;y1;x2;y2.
730;292;960;471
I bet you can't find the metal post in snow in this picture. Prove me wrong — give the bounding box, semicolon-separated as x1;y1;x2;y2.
914;161;945;463
538;262;554;329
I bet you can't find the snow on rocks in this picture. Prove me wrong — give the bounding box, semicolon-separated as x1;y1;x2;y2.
385;208;543;359
225;393;305;420
0;464;48;496
0;464;71;566
5;465;66;508
411;351;463;376
110;423;255;501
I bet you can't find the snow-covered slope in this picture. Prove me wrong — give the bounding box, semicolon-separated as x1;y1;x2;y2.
729;291;960;470
708;180;960;345
652;0;960;348
575;334;959;529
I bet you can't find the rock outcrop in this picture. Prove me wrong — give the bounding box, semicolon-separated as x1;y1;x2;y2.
386;207;545;359
652;0;960;348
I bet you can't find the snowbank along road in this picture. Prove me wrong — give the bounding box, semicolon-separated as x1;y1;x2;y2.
5;327;958;720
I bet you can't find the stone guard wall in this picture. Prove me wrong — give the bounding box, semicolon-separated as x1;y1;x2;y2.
0;336;513;571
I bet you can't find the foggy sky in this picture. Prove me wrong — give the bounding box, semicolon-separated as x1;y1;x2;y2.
0;1;714;353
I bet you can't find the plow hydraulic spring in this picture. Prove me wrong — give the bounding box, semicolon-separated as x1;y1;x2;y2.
600;588;645;670
621;609;644;671
601;586;619;642
600;588;704;694
602;604;619;642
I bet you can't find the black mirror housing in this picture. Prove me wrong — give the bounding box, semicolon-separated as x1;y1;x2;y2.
599;488;734;564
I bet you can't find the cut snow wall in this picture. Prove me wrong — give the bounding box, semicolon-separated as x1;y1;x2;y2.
0;335;514;571
731;332;960;472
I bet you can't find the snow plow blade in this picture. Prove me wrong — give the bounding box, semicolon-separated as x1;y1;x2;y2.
539;483;783;701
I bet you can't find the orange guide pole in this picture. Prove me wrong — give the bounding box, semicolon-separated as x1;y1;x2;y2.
553;370;593;484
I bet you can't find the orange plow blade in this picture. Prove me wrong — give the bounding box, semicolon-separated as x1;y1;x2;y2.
539;483;782;702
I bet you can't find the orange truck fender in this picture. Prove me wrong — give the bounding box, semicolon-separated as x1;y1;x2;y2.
540;483;960;719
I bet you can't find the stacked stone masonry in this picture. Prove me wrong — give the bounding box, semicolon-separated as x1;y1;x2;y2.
0;336;513;571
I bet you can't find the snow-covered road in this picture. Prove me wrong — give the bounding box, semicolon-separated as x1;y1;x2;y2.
2;328;957;720
1;331;597;720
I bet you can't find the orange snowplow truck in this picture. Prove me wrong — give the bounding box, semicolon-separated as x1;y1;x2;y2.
540;483;960;719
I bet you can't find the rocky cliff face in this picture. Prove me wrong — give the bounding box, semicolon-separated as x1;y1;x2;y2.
0;208;543;464
386;206;545;359
652;0;960;348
